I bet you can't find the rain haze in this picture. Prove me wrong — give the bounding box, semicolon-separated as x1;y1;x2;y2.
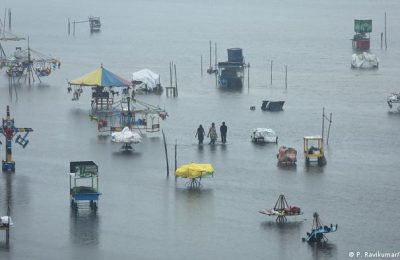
0;0;400;259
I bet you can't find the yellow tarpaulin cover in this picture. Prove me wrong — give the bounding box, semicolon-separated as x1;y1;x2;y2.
175;163;214;179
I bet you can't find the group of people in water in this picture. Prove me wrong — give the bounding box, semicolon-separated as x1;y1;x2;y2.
195;122;227;145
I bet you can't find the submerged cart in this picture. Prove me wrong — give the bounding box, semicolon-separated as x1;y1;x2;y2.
69;161;101;210
304;136;326;166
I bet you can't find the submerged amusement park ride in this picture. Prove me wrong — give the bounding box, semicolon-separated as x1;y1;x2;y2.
1;18;60;84
302;212;338;243
68;65;168;137
217;48;248;89
387;92;400;111
89;16;101;32
111;126;142;151
69;161;101;211
0;106;33;172
304;136;326;166
352;19;372;51
261;100;285;111
251;128;278;143
259;194;303;223
277;146;297;166
175;163;214;188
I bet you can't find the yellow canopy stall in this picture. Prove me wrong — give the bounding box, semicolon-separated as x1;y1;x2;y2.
175;163;214;179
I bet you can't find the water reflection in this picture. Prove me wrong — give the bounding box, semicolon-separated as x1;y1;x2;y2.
306;242;338;260
260;220;305;259
174;187;214;224
304;164;325;174
69;210;100;246
0;173;13;251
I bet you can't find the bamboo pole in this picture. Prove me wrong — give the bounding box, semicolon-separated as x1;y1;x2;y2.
201;55;203;76
381;32;383;49
174;64;178;97
321;107;325;140
68;18;70;35
384;12;387;49
214;42;217;68
209;41;212;68
174;139;177;172
8;8;11;31
247;63;250;89
284;65;287;89
270;60;273;86
326;113;332;145
162;130;169;177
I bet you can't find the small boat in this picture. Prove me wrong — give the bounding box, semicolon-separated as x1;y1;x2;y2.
251;128;278;143
387;92;400;110
261;100;284;111
277;146;297;166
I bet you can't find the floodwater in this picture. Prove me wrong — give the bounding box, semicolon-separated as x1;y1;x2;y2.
1;0;400;259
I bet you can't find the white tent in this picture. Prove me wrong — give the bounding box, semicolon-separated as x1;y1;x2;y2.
111;127;142;144
351;52;379;69
132;69;160;89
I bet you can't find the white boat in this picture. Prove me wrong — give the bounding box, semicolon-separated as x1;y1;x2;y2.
351;52;378;69
251;128;278;143
387;93;400;111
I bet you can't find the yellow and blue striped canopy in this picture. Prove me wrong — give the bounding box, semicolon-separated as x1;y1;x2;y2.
68;66;131;88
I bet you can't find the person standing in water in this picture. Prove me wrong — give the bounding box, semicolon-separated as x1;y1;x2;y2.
220;122;227;143
207;123;218;144
195;125;205;144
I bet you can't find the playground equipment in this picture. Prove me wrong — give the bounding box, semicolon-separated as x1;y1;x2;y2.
302;212;338;243
0;106;33;172
69;161;101;211
259;194;303;223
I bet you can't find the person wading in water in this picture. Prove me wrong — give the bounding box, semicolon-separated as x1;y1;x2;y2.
220;122;227;143
207;123;218;145
195;124;205;144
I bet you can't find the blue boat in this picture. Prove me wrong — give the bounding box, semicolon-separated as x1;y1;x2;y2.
302;212;338;243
